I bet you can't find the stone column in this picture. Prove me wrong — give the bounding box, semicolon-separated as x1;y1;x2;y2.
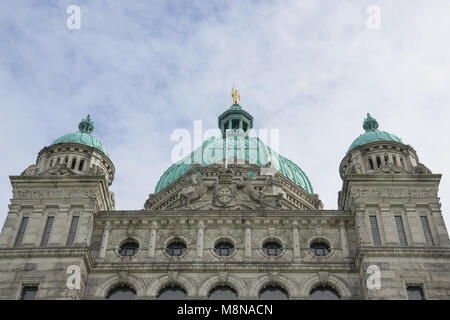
0;206;20;247
148;221;157;258
430;203;450;245
404;204;426;246
245;221;252;258
22;204;46;247
355;204;371;246
379;204;398;245
75;206;94;246
196;220;205;259
292;221;301;259
99;221;111;259
339;220;350;258
49;205;70;246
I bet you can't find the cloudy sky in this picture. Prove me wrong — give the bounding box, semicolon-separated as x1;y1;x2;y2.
0;0;449;229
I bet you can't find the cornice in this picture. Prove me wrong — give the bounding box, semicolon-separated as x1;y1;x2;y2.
0;247;94;271
354;246;450;269
91;262;355;273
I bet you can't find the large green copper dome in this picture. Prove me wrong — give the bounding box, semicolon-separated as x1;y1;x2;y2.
347;113;403;153
155;103;314;195
52;115;109;156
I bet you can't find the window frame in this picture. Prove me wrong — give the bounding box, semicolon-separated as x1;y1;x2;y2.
19;284;39;300
261;241;283;257
166;241;187;257
14;216;29;248
119;241;140;257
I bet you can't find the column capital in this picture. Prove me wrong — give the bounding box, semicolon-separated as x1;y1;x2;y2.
32;204;46;213
378;203;390;211
104;221;112;230
403;203;416;211
58;204;71;212
429;203;441;212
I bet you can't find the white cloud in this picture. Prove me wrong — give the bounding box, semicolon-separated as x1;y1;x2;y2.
0;0;449;231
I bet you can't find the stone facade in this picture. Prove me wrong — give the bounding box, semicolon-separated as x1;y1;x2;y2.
0;113;449;300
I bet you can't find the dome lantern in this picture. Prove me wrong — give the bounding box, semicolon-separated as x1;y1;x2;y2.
362;113;379;132
78;114;94;134
218;86;254;137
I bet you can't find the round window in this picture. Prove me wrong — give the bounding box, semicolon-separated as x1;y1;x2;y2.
119;242;139;257
310;242;330;256
166;241;187;256
262;241;283;256
214;242;234;256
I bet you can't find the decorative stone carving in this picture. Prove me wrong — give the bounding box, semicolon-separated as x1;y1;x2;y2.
179;173;208;209
413;163;432;174
21;165;38;176
89;165;104;176
213;184;237;207
38;164;79;176
144;194;155;210
351;187;437;199
374;163;408;174
13;188;98;199
238;173;264;207
346;163;362;174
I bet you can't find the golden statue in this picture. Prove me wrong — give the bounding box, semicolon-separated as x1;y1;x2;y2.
231;84;240;105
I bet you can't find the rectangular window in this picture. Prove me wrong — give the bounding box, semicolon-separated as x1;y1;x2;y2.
78;159;85;171
71;157;77;170
395;216;407;246
406;286;425;300
420;216;434;246
368;158;374;170
369;216;381;246
20;286;38;300
376;155;381;168
66;216;79;246
14;217;29;247
40;216;55;247
49;159;53;168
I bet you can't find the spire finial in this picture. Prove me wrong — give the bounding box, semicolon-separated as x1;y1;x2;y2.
231;84;240;105
363;113;379;132
78;114;94;134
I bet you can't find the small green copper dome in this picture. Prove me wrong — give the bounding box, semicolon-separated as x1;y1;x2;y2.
347;113;403;153
52;115;109;156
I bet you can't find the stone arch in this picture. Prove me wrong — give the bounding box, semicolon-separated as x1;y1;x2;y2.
250;273;298;299
95;273;146;299
198;274;247;298
299;273;352;299
147;273;197;298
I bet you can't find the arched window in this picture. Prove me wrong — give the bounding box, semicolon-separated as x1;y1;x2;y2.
259;285;289;300
262;241;283;256
310;285;340;300
214;242;234;256
208;286;237;300
310;242;330;257
166;241;187;256
119;241;139;257
157;285;187;300
106;284;136;300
